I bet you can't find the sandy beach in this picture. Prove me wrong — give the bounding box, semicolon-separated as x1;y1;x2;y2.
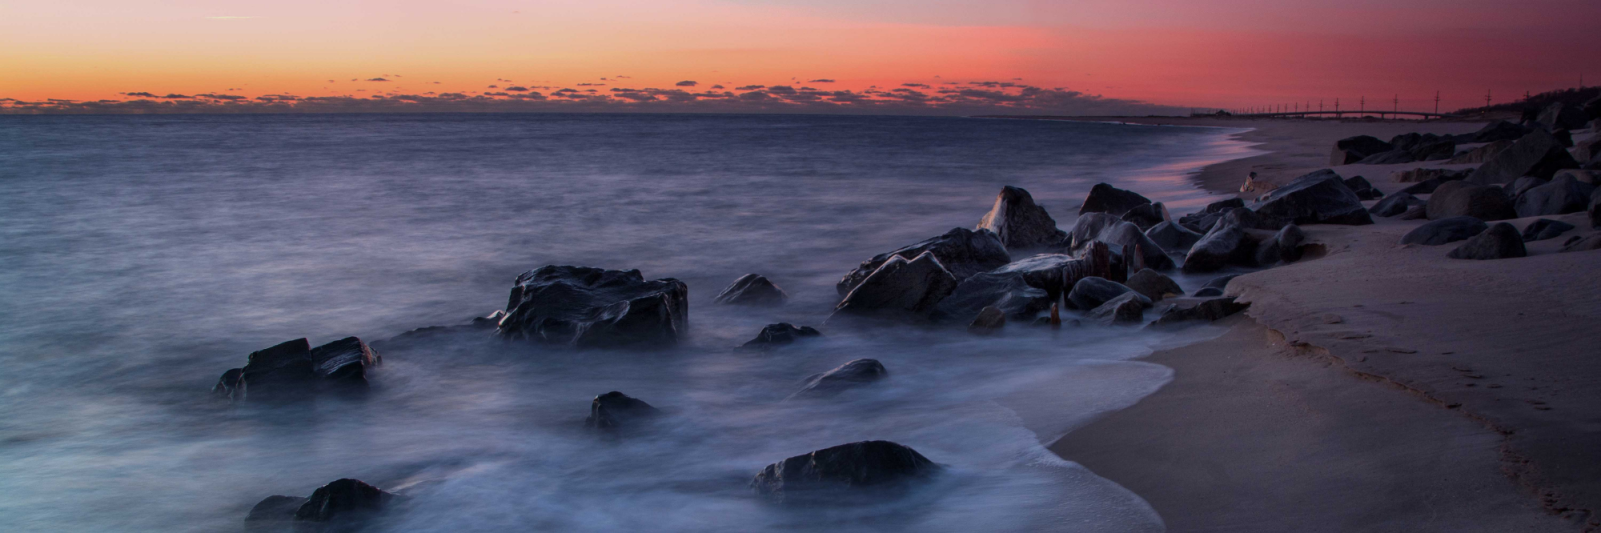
1051;117;1601;532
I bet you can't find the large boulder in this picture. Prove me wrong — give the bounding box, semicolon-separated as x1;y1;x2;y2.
1521;219;1576;242
1397;169;1472;195
1145;221;1202;254
1125;268;1183;302
977;186;1067;249
1536;103;1590;131
1150;297;1250;327
1466;129;1579;185
742;323;822;349
1465;121;1528;143
1388;133;1456;162
832;252;959;322
836;228;1009;296
1120;202;1168;231
1446;140;1514;164
1576;135;1601;164
1447;223;1526;260
1065;213;1175;270
249;479;398;527
1369;192;1424;217
1514;175;1597;218
1177;198;1245;233
1400;216;1488;246
1506;176;1549;199
714;274;787;306
585;391;661;430
1078;183;1152;217
931;271;1051;324
1067;276;1141;310
1087;292;1152;325
213;337;380;402
1426;181;1517;221
1342;176;1383;200
1331;135;1393;165
986;253;1079;300
1183;223;1257;273
750;441;940;504
496;266;687;348
794;359;888;398
1255;224;1307;265
1252;169;1373;226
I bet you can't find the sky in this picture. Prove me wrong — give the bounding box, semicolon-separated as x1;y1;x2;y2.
2;0;1599;115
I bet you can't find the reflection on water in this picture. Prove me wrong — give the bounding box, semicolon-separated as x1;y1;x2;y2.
0;113;1244;532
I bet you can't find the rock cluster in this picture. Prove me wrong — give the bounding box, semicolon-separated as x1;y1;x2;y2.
497;266;688;348
214;337;380;402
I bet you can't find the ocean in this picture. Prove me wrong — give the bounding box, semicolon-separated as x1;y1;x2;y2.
0;113;1250;532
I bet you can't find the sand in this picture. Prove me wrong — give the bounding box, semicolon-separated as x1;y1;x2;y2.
1048;117;1601;532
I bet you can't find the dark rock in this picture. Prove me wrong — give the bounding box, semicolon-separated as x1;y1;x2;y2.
1560;233;1601;252
1506;176;1550;199
585;391;661;429
245;495;307;526
1065;213;1175;270
1255;224;1307;265
496;266;688;348
1078;183;1153;217
1446;140;1514;164
832;252;958;322
1552;129;1574;148
1388;133;1456;162
1356;150;1416;165
1395;167;1470;183
1150;297;1251;327
931;271;1051;324
742;323;822;349
214;337;380;402
750;440;939;504
1521;219;1576;242
1465;129;1579;185
1252;169;1373;226
1575;135;1601;164
1369;192;1424;217
1400;216;1488;246
1397;169;1472;195
968;306;1006;333
1176;198;1244;233
1342;176;1383;200
1194;274;1238;297
1330;135;1393;165
294;479;396;523
1125;268;1182;301
1426;181;1517;221
836;228;1009;296
1584;96;1601;120
1067;276;1138;310
1536;103;1590;131
1553;169;1600;186
1183;223;1257;273
1514;176;1596;218
470;310;507;329
1466;121;1528;143
1447;223;1526;260
1087;292;1151;325
1216;206;1285;231
987;253;1079;300
1592;189;1601;229
795;359;888;398
977;186;1067;249
1145;221;1203;254
714;274;788;306
1120;202;1168;230
1399;204;1429;220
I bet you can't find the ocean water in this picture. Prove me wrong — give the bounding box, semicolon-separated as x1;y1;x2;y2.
0;113;1248;532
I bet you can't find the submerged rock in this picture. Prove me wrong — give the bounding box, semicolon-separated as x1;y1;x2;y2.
1087;292;1151;325
751;440;940;504
585;391;662;430
976;185;1067;249
249;478;398;529
1251;169;1373;226
714;274;788;306
832;252;959;323
496;266;688;349
1078;183;1153;217
836;228;1009;296
1193;274;1238;297
742;323;822;349
213;337;380;402
1150;297;1251;327
794;359;888;398
967;306;1006;333
1426;181;1516;221
1521;219;1576;242
1401;216;1488;246
1447;223;1526;260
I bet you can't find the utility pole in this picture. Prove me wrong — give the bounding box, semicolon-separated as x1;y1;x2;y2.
1484;89;1491;109
1434;91;1440;115
1359;96;1365;117
1335;98;1341;118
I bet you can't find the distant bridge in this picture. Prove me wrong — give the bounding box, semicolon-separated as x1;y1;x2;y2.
1219;110;1466;120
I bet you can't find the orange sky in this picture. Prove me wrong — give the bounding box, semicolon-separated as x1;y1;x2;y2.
3;0;1599;113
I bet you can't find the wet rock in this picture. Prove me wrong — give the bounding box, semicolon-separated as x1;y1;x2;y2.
714;274;788;306
1466;129;1579;185
245;495;307;529
1514;176;1597;218
1536;102;1589;132
1078;183;1153;217
976;185;1067;249
1521;219;1576;242
585;391;662;429
1446;140;1514;164
497;266;688;348
1426;181;1517;221
1330;135;1393;165
1342;175;1384;200
213;337;380;402
986;253;1078;301
931;271;1051;324
832;252;959;322
1183;223;1257;273
968;306;1007;333
1087;292;1151;325
294;479;396;523
1125;268;1183;302
1369;192;1424;217
1255;224;1307;265
1150;297;1251;327
1067;276;1140;310
795;359;888;398
1446;223;1526;260
836;228;1009;296
1176;198;1245;233
1193;274;1238;297
1145;221;1203;254
1252;169;1373;226
470;310;507;329
1400;216;1488;246
742;323;822;349
750;440;940;504
1120;202;1168;230
1065;213;1175;270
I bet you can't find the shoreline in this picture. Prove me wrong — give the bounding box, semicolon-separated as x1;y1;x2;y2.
1048;117;1600;531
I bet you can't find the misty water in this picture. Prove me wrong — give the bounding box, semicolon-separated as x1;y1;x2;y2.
0;113;1250;532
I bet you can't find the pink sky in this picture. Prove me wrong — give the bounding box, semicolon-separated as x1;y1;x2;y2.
2;0;1598;114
